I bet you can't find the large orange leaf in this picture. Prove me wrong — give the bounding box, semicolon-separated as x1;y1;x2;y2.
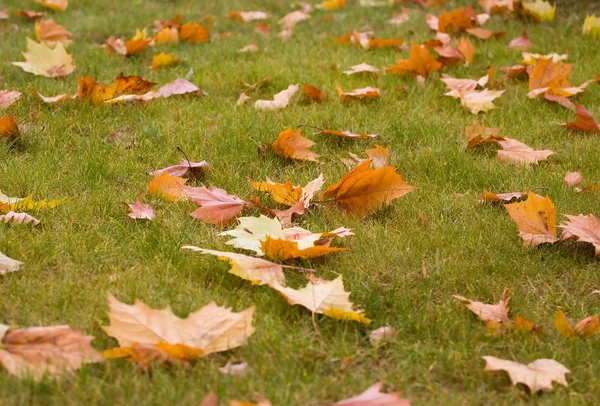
270;127;318;161
260;236;347;261
387;41;442;78
321;161;414;217
504;191;557;246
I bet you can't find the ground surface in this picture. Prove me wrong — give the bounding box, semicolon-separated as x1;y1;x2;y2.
1;0;600;405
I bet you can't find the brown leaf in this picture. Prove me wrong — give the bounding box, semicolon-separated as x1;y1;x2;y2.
321;161;414;217
483;356;570;393
453;288;509;323
465;120;502;148
333;381;411;405
504;191;557;246
304;83;327;103
269;127;318;161
387;41;442;78
559;214;600;256
181;184;249;226
559;104;600;133
0;325;103;380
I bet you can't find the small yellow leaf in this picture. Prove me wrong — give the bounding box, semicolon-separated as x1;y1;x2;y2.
152;53;181;70
522;0;556;21
583;15;600;37
554;310;575;337
147;172;187;201
12;38;74;77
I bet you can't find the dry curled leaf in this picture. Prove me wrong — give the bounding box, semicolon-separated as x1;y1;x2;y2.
0;211;40;226
269;275;371;324
343;63;379;76
480;190;531;204
453;289;509;323
504;191;557;246
336;86;380;101
269;127;318;161
321;160;414;217
559;104;600;133
12;38;74;78
254;84;299;110
304;83;327;103
0;325;103;380
333;381;411;405
559;214;600;256
227;11;269;22
150;159;210;178
181;184;249;226
218;361;249;377
483;356;569;393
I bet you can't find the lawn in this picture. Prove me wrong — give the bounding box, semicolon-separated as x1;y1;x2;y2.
1;0;600;404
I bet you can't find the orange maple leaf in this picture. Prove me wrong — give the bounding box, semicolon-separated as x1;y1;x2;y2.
269;127;318;161
438;6;477;33
180;22;210;43
147;172;187;201
387;41;442;78
260;236;347;261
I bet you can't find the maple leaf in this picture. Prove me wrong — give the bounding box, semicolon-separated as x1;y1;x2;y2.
341;145;390;169
304;83;327;103
182;247;287;286
227;11;269;21
0;211;41;226
559;104;600;133
453;289;510;323
460;90;505;114
152;53;182;70
321;161;414;217
559;214;600;256
564;171;582;187
123;197;155;221
527;59;596;98
509;31;531;50
522;52;567;65
583;14;600;36
103;293;255;356
0;325;103;380
278;9;311;30
554;310;600;338
522;0;556;21
34;0;68;11
147;172;188;201
0;115;20;140
181;184;249;226
251;179;302;206
466;28;505;40
368;37;404;49
149;159;210;178
260;236;348;261
269;275;370;323
0;251;23;275
255;23;271;36
336;86;380;101
369;326;398;346
483;356;569;393
269;127;318;161
504;191;557;246
496;137;554;165
465;120;502;148
0;90;22;109
155;27;179;44
179;22;210;43
333;381;410;405
34;18;71;46
343;63;379;76
12;38;74;77
457;36;475;64
254;84;299;110
387;41;442;78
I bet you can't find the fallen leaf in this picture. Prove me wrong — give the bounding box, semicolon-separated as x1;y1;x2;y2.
179;22;210;43
0;115;20;140
583;14;600;36
12;38;74;77
458;36;475;64
496;137;554;165
0;90;23;109
228;394;272;406
559;104;600;133
218;361;249;377
343;63;379;76
369;326;398;346
387;41;442;78
504;191;557;246
465;120;502;148
480;190;530;204
34;0;68;11
147;172;187;201
0;191;64;214
333;381;410;405
0;252;23;275
319;129;378;139
521;0;556;21
238;43;259;53
269;127;318;161
103;294;255;356
152;53;182;70
304;83;327;103
336;86;380;101
321;160;414;217
155;27;179;44
182;247;287;286
341;144;390;169
0;211;41;226
368;37;404;49
459;89;506;114
509;31;530;50
149;159;210;178
564;171;582;187
251;179;302;206
103;342;200;371
34;18;71;46
123;197;155;221
437;6;478;33
269;275;370;323
466;28;505;40
255;23;271;36
522;52;567;65
454;289;509;323
15;10;46;19
278;10;311;29
544;94;575;109
559;214;600;256
388;11;410;25
157;78;207;98
227;11;269;22
254;84;299;111
527;59;594;98
322;0;347;10
483;356;569;393
260;236;347;261
181;184;249;226
554;310;600;338
479;0;515;14
0;325;103;380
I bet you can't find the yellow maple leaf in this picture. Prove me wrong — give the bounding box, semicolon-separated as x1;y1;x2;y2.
12;38;74;78
269;275;371;324
583;15;600;37
504;191;557;247
522;0;556;21
147;172;187;201
152;53;182;70
251;179;302;206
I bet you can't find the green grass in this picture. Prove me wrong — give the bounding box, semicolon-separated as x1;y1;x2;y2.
1;0;600;404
